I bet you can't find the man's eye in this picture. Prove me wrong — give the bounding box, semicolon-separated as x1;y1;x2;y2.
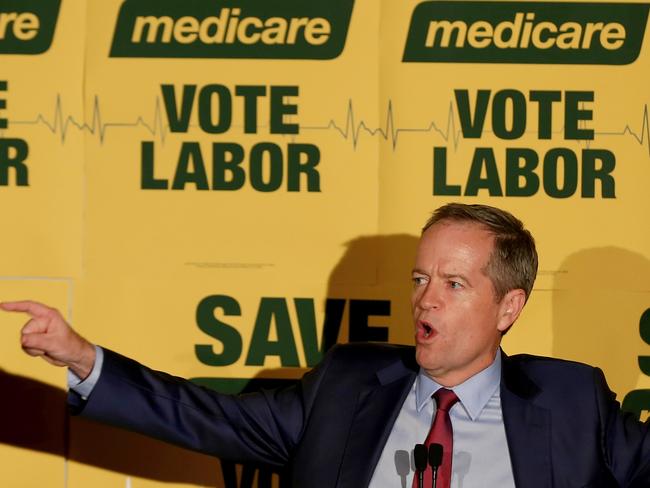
450;281;463;289
412;276;426;286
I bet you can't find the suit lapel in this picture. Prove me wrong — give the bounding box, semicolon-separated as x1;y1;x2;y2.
336;358;417;488
500;352;553;488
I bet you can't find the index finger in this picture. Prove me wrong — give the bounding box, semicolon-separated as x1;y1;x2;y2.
0;300;54;318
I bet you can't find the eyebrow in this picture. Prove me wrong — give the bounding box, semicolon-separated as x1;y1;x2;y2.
442;272;472;286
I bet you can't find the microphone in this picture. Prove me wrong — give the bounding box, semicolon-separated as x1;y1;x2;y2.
428;443;443;488
413;443;428;488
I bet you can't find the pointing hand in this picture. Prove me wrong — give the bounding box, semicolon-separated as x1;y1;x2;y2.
1;300;96;379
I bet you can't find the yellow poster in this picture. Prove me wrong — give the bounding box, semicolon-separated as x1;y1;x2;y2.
0;0;649;486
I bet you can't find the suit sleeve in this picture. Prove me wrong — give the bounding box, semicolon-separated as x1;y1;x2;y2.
67;348;332;468
595;367;650;486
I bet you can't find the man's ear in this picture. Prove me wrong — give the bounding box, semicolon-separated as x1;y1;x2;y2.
497;289;527;333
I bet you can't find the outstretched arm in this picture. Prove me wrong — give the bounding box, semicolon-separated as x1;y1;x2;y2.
0;300;96;379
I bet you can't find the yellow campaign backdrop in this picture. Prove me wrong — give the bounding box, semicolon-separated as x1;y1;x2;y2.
0;0;648;486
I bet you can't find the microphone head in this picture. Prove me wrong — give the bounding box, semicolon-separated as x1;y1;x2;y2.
414;444;428;471
428;443;443;468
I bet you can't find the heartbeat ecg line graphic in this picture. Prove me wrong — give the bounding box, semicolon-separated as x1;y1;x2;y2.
301;100;463;151
2;94;649;157
598;103;650;155
6;94;167;144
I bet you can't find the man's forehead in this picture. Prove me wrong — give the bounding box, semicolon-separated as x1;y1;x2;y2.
418;220;495;261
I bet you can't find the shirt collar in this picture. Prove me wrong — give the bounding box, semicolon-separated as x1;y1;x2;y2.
415;350;502;421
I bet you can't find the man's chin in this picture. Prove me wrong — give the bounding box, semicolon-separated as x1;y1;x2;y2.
414;343;441;371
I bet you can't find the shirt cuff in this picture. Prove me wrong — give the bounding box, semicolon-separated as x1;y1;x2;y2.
67;345;104;400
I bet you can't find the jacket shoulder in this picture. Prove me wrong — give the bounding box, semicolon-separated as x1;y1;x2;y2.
326;342;417;368
504;352;610;400
507;353;600;376
301;342;417;393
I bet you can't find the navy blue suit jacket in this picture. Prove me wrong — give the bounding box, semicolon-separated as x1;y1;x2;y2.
69;343;650;487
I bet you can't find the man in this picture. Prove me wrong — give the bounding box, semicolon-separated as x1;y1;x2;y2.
3;203;649;487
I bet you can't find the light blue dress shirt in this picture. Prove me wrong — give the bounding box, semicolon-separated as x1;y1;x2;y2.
67;345;104;399
70;348;515;487
368;352;515;488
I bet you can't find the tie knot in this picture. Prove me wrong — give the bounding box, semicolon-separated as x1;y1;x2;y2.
433;388;459;412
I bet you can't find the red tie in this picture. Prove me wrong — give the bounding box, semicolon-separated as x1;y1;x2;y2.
413;388;459;488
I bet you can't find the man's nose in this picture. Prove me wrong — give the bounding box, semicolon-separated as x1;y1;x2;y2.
417;282;442;310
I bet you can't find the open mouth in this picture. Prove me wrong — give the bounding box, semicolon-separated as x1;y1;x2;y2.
418;320;434;339
423;323;433;338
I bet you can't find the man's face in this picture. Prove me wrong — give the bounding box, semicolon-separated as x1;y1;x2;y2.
411;221;518;386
